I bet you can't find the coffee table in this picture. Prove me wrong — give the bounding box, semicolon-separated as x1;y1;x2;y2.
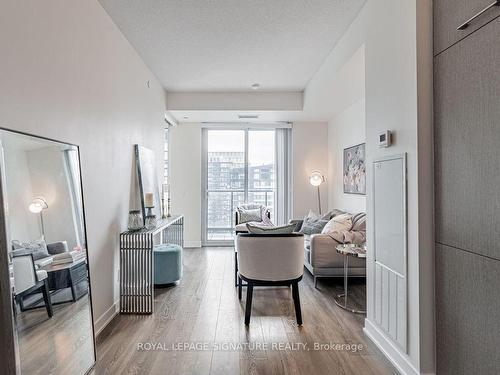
42;257;88;304
334;244;367;314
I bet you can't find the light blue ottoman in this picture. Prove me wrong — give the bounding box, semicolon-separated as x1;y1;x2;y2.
154;244;183;286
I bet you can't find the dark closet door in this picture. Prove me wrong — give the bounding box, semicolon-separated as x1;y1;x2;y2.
434;0;500;55
434;17;500;375
434;18;500;260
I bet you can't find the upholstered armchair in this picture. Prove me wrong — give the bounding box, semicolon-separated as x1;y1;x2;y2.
236;233;304;325
12;254;53;318
234;204;272;234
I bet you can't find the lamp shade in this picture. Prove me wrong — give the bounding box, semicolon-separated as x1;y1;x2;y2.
309;171;325;187
28;197;48;213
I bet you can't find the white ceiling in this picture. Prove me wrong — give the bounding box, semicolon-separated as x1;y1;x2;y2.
98;0;366;92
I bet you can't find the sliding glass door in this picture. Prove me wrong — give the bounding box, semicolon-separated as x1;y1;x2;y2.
202;128;275;245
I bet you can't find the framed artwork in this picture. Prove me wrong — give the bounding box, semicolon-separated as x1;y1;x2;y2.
343;143;366;195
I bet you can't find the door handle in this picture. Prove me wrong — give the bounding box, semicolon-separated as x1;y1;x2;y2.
457;0;499;30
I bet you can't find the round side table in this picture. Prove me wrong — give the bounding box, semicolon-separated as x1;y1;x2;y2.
334;244;367;314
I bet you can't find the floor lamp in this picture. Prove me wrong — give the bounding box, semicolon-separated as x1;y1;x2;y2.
309;171;325;215
29;197;48;238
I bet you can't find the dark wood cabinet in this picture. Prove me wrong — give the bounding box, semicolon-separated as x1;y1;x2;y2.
434;0;500;55
434;7;500;374
434;18;500;260
436;244;500;374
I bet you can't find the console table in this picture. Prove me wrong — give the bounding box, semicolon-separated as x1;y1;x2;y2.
119;215;183;314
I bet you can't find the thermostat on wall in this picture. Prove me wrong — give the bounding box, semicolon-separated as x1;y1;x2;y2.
378;130;392;148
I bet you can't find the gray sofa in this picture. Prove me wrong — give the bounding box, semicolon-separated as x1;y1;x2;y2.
291;212;366;287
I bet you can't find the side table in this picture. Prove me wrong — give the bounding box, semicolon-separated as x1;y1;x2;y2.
334;244;367;314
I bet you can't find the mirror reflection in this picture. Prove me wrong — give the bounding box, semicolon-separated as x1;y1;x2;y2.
1;130;95;374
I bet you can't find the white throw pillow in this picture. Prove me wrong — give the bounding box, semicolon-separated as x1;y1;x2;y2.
321;213;353;234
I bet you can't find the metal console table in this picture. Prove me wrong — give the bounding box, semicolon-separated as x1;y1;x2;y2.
119;215;183;314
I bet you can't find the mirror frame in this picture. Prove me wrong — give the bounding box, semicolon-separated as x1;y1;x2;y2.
0;126;96;375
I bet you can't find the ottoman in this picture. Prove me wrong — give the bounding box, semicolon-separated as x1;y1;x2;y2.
154;244;182;286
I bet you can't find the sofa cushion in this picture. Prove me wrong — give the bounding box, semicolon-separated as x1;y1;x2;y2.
238;208;262;223
12;238;49;261
321;209;346;220
298;211;328;235
246;223;295;234
235;223;249;232
321;213;353;234
47;241;69;255
351;212;366;231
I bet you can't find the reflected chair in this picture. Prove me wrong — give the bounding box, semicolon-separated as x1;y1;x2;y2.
12;254;53;318
236;233;304;325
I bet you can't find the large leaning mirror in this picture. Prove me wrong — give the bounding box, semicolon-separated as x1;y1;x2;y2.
0;128;95;374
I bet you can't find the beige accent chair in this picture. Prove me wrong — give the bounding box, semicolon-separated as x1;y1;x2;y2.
236;233;304;325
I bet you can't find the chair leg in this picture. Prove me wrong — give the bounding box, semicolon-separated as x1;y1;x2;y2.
234;253;238;287
238;276;243;300
42;279;53;318
244;283;254;325
314;276;318;289
17;295;25;312
292;281;302;326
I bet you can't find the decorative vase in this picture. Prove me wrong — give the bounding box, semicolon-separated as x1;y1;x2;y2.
145;214;157;230
128;210;143;231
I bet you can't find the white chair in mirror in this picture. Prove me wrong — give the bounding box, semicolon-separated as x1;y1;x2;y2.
12;254;53;318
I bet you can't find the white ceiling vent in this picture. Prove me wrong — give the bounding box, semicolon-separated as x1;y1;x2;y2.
238;114;259;119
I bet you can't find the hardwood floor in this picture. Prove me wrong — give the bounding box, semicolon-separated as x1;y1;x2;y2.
17;292;95;374
94;247;397;375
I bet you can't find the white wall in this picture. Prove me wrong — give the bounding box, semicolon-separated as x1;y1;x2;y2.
317;1;434;373
292;122;329;218
328;99;366;214
27;147;79;249
0;0;166;332
2;147;39;242
363;1;434;374
169;123;202;248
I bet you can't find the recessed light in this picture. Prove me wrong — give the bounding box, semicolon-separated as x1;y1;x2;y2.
251;83;260;90
238;114;259;119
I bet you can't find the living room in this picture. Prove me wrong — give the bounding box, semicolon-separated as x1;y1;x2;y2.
1;1;499;375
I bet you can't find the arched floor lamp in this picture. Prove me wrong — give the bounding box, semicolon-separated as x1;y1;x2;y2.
309;171;326;215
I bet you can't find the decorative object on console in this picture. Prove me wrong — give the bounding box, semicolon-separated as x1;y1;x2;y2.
343;143;366;195
135;145;162;223
145;214;157;230
128;210;144;231
309;171;326;214
28;197;49;237
161;183;171;218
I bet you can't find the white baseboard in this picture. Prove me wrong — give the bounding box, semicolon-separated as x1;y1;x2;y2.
183;241;201;248
364;319;424;375
94;300;119;337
